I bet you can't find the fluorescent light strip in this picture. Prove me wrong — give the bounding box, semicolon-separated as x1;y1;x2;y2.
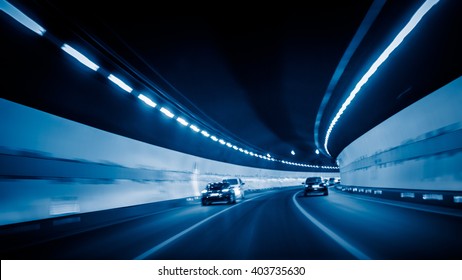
323;0;440;156
190;125;200;132
137;94;157;108
201;130;210;137
160;107;174;118
176;117;188;126
1;0;46;35
107;74;133;93
210;136;218;141
61;44;99;71
314;0;386;155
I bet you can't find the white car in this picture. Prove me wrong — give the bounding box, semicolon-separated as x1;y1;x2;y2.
201;178;246;206
222;177;246;200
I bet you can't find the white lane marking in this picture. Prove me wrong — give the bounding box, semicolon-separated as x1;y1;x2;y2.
133;194;266;260
292;191;371;260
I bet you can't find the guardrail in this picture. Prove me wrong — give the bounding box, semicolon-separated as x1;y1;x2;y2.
334;184;462;209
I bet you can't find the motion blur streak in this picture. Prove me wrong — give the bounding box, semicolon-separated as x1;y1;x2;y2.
2;187;460;260
134;194;266;260
292;191;370;260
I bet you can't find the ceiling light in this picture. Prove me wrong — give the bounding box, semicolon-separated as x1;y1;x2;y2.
1;0;46;35
190;125;200;132
160;107;174;118
61;44;99;71
176;117;188;126
107;74;133;93
137;94;157;108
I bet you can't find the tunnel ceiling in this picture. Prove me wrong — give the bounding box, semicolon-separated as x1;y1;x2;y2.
2;0;462;172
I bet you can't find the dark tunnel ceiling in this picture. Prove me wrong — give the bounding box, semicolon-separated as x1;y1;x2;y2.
2;0;462;172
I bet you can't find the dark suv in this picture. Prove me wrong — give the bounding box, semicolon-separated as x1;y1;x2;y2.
201;181;245;206
302;176;328;196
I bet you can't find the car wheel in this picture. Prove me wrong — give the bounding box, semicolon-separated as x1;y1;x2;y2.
228;194;236;204
324;191;329;196
201;199;207;206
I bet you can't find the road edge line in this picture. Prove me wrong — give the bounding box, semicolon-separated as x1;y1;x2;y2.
292;191;371;260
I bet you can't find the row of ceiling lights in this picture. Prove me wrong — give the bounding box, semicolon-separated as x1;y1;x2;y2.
2;0;340;170
322;0;440;156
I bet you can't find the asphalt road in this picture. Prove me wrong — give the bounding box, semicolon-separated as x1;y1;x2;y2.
2;187;461;260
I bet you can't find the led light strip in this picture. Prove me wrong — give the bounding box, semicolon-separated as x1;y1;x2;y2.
323;0;440;156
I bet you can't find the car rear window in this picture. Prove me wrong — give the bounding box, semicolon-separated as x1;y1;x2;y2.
208;183;229;190
223;179;238;185
305;177;321;184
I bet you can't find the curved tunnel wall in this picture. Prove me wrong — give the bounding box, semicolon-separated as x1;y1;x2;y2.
0;98;338;226
337;76;462;192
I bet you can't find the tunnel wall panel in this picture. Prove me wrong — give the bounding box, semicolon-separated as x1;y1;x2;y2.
337;76;462;191
0;98;337;226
